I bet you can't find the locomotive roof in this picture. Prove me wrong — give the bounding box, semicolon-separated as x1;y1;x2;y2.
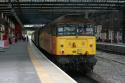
52;14;95;25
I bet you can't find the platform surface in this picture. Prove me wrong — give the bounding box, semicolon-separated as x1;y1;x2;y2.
28;40;77;83
0;41;41;83
0;40;77;83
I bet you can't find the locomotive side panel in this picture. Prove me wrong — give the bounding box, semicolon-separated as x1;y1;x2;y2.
39;28;57;55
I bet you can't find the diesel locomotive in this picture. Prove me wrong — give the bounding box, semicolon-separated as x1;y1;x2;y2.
32;15;97;72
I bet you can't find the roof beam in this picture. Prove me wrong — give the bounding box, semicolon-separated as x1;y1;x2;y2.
0;1;124;10
9;2;125;4
8;0;23;28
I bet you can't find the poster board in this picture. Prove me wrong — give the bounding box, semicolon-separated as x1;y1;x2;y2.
0;40;4;48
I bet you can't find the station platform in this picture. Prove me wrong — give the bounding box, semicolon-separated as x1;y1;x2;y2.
0;40;76;83
97;42;125;55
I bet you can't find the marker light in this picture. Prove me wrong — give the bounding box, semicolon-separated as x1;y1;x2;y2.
61;45;64;47
72;42;76;48
85;51;89;55
61;50;64;55
90;44;93;48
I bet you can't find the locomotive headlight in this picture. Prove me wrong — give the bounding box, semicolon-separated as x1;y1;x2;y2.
61;44;64;47
60;45;64;55
61;48;64;55
90;44;93;48
85;51;89;55
61;50;64;55
72;42;76;48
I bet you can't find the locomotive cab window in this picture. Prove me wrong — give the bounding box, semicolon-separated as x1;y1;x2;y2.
57;27;63;35
78;24;94;36
63;25;76;35
57;24;94;36
57;25;76;35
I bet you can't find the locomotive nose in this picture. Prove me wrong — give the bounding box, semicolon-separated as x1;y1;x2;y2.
72;42;76;48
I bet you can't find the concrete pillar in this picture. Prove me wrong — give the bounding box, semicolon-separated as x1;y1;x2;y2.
15;23;22;40
122;9;125;43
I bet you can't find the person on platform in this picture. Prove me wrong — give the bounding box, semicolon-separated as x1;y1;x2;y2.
26;36;29;42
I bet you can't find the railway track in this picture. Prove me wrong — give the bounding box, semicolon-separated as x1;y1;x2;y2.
66;71;109;83
86;72;110;83
97;51;125;65
66;71;98;83
97;48;125;57
97;56;125;65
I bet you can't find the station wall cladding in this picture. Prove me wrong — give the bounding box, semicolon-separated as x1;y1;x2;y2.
93;11;124;43
15;24;22;39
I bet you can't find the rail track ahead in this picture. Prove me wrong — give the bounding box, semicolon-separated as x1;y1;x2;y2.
97;56;125;65
65;70;110;83
66;71;98;83
97;51;125;65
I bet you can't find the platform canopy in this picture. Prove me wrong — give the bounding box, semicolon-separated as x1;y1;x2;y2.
0;0;125;24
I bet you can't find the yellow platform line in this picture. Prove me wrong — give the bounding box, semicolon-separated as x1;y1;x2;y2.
28;46;53;83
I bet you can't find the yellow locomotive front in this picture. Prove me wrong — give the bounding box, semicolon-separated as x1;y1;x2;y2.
56;24;96;56
53;24;97;72
39;15;97;72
